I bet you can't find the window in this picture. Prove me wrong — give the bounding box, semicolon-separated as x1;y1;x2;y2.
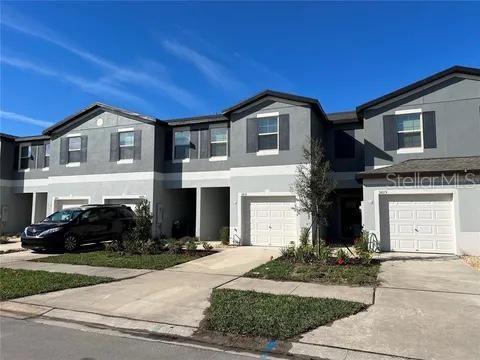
44;142;50;168
174;130;190;160
210;128;228;158
68;137;81;163
119;131;134;160
257;117;278;151
334;130;355;159
19;145;30;170
397;113;422;149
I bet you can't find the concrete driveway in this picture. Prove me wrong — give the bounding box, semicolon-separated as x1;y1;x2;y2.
10;246;279;328
300;255;480;360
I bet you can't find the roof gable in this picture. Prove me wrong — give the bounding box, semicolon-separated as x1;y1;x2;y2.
43;103;164;135
356;65;480;115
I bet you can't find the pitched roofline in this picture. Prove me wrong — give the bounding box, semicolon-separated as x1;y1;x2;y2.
222;89;328;120
326;110;359;124
42;102;165;135
15;134;50;142
356;65;480;115
0;132;17;141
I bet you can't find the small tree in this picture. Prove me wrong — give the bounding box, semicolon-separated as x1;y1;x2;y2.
292;138;335;245
123;198;153;254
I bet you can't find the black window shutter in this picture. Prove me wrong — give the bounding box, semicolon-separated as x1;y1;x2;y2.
200;128;210;158
164;128;172;160
28;145;36;169
423;111;437;149
110;133;119;161
335;130;355;158
190;129;199;159
246;118;258;153
134;130;142;160
80;135;88;163
60;138;68;165
279;114;290;151
37;144;45;169
13;145;19;170
383;115;398;151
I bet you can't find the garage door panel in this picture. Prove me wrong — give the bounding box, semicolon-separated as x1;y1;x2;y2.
385;195;454;254
245;196;298;247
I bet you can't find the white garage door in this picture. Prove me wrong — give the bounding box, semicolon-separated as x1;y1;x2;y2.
104;198;143;211
244;196;298;246
385;194;454;253
54;199;89;211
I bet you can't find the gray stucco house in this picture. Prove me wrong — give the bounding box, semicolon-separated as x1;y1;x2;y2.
1;65;479;255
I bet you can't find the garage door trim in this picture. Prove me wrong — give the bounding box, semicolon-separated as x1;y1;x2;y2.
52;196;91;213
238;192;300;246
374;189;457;254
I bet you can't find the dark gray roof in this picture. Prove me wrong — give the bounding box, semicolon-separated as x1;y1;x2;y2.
43;102;164;135
0;132;16;141
166;114;228;126
222;89;328;120
357;65;480;114
327;111;358;123
359;156;480;178
15;135;50;142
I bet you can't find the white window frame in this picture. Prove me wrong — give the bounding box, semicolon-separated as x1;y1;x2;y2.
395;109;424;154
117;128;135;164
67;133;81;167
256;112;279;156
209;127;228;161
18;145;31;172
172;130;191;163
43;142;50;171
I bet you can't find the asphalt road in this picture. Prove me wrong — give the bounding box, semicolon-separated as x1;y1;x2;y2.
0;317;277;360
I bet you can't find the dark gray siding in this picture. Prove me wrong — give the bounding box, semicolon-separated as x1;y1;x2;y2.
325;123;365;172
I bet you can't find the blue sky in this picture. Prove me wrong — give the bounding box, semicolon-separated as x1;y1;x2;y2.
1;2;479;136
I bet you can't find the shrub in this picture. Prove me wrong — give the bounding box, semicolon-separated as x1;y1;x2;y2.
280;242;296;259
354;230;373;265
218;227;229;245
121;198;153;254
295;244;317;263
299;227;310;246
336;249;350;265
316;240;332;263
186;238;198;252
167;238;185;254
202;241;213;251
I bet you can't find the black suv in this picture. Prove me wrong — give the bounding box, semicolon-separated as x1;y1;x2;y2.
21;205;135;251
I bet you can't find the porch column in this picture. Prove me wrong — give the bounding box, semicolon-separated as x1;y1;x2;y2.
31;193;37;224
195;187;202;239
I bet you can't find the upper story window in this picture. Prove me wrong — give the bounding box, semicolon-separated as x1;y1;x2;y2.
334;130;355;159
397;112;422;150
119;131;134;160
210;128;228;158
19;145;31;170
44;142;50;168
68;136;81;163
257;116;278;151
174;130;190;160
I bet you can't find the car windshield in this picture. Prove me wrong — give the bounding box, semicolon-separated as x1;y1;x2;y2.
42;209;83;223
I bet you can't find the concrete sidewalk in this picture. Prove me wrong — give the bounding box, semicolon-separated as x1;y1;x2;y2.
219;277;374;304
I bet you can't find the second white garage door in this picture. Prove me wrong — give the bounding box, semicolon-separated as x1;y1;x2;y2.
384;194;455;253
244;196;298;246
54;198;89;211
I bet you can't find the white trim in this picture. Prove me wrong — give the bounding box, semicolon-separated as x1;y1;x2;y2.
102;195;146;201
397;147;424;154
51;196;91;213
162;170;230;182
374;165;390;170
66;162;80;167
42;167;50;172
395;108;422;115
209;156;227;162
117;159;134;164
172;158;190;164
18;168;30;173
230;164;298;177
117;127;134;132
373;188;458;254
256;149;279;156
256;112;279;118
49;172;155;184
67;133;81;138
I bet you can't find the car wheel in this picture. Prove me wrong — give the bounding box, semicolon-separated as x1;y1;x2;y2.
64;233;79;252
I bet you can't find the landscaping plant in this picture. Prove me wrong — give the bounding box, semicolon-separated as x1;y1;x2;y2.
218;226;229;245
354;230;373;265
336;249;350;265
202;241;213;251
185;238;198;252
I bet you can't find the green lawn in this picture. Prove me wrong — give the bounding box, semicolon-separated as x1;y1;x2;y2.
204;289;366;339
33;250;209;270
0;268;112;301
246;258;380;286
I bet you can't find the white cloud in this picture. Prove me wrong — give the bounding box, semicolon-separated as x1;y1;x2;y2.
1;8;202;109
0;110;53;128
162;40;245;91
